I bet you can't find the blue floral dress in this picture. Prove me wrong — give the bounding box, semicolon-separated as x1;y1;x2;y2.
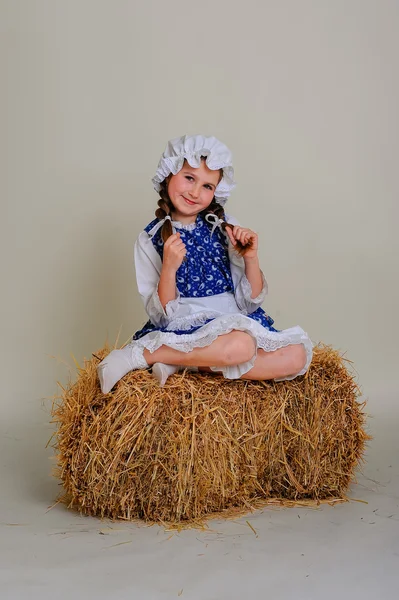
134;215;276;340
132;214;313;380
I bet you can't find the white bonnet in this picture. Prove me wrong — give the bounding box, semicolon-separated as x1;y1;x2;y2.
152;134;236;206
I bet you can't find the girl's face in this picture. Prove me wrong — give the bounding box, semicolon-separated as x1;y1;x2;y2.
167;160;221;224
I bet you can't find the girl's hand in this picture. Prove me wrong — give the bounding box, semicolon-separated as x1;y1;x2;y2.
225;226;259;260
163;232;187;272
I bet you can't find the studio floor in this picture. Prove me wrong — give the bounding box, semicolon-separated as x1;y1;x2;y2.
1;401;398;600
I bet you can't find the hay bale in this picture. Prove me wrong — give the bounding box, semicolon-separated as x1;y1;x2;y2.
51;345;368;524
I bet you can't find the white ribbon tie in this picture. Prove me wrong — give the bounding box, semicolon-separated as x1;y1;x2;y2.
205;213;225;237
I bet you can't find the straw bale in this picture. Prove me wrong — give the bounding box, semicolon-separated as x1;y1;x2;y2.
51;344;368;524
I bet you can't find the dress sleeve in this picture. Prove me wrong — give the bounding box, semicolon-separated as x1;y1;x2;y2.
134;231;180;327
224;214;268;315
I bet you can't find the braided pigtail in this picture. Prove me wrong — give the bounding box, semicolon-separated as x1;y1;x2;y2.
203;200;253;256
155;181;174;243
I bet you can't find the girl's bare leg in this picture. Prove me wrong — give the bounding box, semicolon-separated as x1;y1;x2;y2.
198;345;307;380
152;342;307;384
239;345;307;380
144;331;255;367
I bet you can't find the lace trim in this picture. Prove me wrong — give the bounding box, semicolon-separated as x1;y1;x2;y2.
171;219;197;231
134;314;313;380
147;285;180;326
235;272;268;315
241;272;268;302
165;311;222;331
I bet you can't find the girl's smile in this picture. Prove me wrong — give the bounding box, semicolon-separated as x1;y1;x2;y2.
183;197;197;206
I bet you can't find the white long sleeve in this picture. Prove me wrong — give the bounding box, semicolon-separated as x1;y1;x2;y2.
134;231;180;328
224;214;268;314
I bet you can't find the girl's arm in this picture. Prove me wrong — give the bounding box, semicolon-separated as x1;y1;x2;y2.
223;214;268;313
225;225;263;298
134;232;181;326
157;267;178;308
243;255;263;299
157;232;186;308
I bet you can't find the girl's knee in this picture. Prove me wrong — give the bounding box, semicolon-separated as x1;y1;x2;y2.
222;332;256;365
288;344;307;374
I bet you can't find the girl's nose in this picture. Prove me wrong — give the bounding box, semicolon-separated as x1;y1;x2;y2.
190;184;201;199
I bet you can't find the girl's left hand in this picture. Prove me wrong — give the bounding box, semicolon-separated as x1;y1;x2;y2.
225;226;259;260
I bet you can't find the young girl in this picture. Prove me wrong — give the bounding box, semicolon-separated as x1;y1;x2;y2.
98;134;313;394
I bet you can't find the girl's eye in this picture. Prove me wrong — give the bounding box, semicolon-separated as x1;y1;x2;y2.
184;175;213;190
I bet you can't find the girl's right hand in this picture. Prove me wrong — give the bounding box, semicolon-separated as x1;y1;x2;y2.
163;232;186;272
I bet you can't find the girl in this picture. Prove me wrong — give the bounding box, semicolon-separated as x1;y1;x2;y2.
98;134;313;394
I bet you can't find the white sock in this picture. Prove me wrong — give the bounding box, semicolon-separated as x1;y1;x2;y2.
151;363;198;386
151;363;179;386
97;344;148;394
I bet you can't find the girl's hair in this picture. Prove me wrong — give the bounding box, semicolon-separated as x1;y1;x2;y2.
155;180;175;242
154;162;252;255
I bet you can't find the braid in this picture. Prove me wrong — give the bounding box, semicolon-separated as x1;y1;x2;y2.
155;181;174;243
203;200;253;256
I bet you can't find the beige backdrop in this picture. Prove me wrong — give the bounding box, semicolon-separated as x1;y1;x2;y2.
2;0;399;429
